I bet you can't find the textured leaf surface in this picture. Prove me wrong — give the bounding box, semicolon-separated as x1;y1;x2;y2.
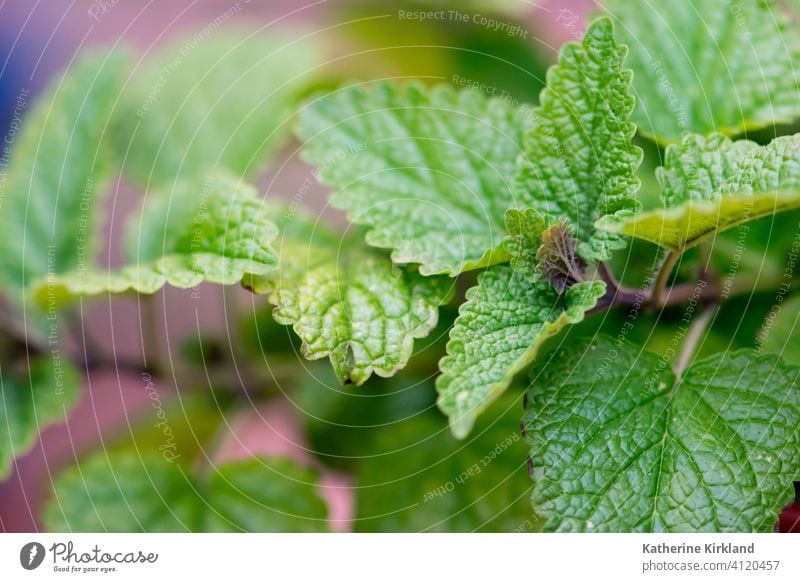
503;207;547;279
514;17;641;262
120;33;319;185
605;0;800;144
44;452;328;532
598;134;800;249
0;357;80;478
0;52;125;309
297;82;530;275
525;336;800;532
32;175;278;307
437;265;605;438
657;134;761;207
246;203;454;384
356;395;533;532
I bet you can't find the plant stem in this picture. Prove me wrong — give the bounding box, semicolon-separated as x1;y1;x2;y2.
651;250;681;308
596;262;619;288
675;302;719;376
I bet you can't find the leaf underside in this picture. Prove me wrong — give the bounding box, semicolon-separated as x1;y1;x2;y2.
600;191;800;251
598;133;800;250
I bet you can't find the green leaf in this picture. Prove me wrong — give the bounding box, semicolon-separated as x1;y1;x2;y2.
31;175;278;308
203;458;329;532
242;202;342;295
296;82;530;275
120;33;320;186
45;452;199;532
0;357;80;478
598;133;800;250
657;134;761;207
246;203;454;384
44;452;328;532
525;336;800;532
605;0;800;144
503;207;547;279
760;296;800;366
437;265;605;438
356;395;534;532
0;52;125;310
514;17;642;262
600;192;800;251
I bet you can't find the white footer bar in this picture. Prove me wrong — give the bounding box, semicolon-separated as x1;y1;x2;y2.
1;533;798;581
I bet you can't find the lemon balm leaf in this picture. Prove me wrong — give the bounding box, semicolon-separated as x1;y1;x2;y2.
606;0;800;144
514;17;642;263
296;82;529;276
246;203;454;384
0;357;80;478
120;33;321;186
598;133;800;250
525;336;800;532
436;266;605;438
44;452;328;532
31;175;278;306
0;52;126;318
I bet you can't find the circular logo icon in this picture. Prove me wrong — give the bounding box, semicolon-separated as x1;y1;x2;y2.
19;542;46;570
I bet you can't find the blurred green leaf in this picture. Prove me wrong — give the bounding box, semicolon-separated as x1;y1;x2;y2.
44;452;328;532
295;364;435;470
0;51;126;327
119;32;321;185
760;296;800;366
204;458;329;532
605;0;800;144
238;303;302;358
336;0;546;102
101;390;233;463
0;356;80;478
31;174;278;307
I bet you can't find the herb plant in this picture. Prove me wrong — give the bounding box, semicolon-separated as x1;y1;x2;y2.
2;0;800;532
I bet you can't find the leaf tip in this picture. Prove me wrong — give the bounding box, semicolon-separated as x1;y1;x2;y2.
448;407;476;440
